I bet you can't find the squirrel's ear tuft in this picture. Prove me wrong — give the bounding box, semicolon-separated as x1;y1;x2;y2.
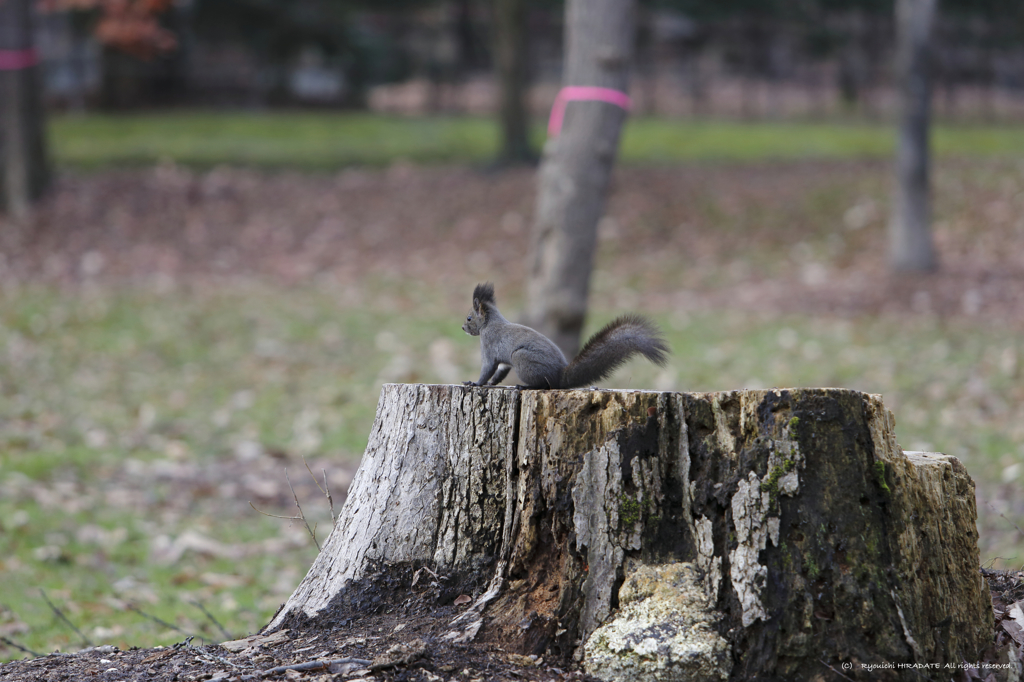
473;282;496;306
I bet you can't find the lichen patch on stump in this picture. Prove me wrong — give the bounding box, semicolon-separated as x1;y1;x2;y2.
583;562;731;682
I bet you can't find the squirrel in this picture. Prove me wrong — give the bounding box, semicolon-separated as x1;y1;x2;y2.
461;282;670;389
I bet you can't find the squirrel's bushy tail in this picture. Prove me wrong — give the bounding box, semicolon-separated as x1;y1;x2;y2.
560;314;670;389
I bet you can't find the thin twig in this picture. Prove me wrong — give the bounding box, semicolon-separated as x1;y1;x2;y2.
983;556;1013;570
248;501;301;521
1000;511;1024;538
987;501;1024;537
250;466;328;549
301;457;337;526
195;650;246;669
304;456;325;496
40;590;92;647
126;603;191;636
286;468;320;551
0;635;43;658
248;472;320;549
189;600;232;641
986;502;1024;569
323;470;335;525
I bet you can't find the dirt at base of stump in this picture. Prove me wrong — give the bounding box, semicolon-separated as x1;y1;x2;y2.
0;619;596;682
2;568;1022;682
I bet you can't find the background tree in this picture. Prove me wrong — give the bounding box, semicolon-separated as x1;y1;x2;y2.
523;0;636;356
890;0;937;273
0;0;50;219
493;0;534;164
1;0;179;217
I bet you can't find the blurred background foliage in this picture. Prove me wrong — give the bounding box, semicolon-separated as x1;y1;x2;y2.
30;0;1024;116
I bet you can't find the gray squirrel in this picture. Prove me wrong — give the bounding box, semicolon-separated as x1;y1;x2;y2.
462;282;670;389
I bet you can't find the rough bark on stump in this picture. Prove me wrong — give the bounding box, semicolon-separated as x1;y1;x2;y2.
267;384;991;681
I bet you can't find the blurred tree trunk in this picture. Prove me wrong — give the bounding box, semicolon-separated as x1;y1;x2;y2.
494;0;533;164
890;0;937;273
523;0;635;356
454;0;483;75
635;6;655;116
0;0;50;219
837;10;868;111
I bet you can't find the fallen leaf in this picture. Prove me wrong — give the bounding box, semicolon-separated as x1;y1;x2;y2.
453;594;472;606
1001;619;1024;648
1010;601;1024;629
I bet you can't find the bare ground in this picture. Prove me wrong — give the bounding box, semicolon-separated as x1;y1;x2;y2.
1;159;1023;323
0;619;593;682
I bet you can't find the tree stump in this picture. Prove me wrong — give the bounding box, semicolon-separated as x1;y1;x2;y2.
266;384;992;681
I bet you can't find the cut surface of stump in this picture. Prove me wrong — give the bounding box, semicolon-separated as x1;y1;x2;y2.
266;384;993;681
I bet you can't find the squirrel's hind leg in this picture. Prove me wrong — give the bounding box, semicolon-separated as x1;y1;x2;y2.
487;364;513;386
509;351;561;389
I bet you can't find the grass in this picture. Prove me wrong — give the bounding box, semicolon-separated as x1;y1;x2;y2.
50;113;502;170
49;111;1024;170
1;279;1021;659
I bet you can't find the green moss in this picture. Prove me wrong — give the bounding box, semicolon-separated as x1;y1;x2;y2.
779;542;793;570
760;456;797;503
788;416;800;430
864;531;879;555
760;464;784;493
873;460;891;495
620;494;642;527
806;554;821;580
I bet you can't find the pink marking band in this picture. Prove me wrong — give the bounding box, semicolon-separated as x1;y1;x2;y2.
547;86;632;138
0;48;38;71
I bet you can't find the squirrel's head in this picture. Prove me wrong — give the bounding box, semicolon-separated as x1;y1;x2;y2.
463;282;496;336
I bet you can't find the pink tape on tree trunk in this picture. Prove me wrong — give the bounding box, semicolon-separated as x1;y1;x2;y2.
0;49;38;71
547;86;632;138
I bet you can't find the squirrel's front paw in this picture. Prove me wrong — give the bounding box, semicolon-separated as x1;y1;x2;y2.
463;381;479;386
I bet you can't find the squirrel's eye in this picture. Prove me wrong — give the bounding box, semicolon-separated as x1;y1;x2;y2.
467;315;472;321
